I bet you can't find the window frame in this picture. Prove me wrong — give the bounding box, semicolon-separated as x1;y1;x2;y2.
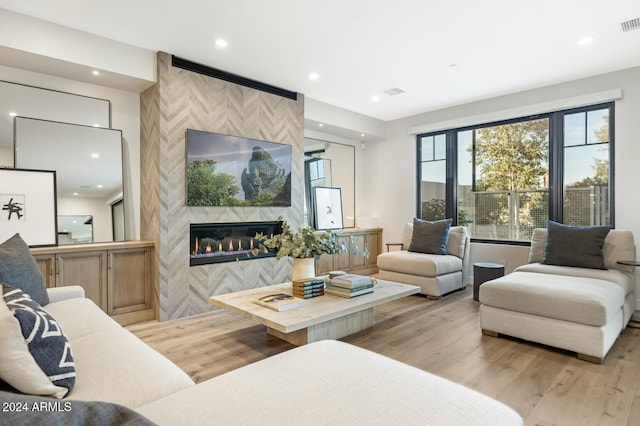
416;102;614;244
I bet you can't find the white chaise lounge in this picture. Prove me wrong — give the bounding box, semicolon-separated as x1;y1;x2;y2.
480;225;636;363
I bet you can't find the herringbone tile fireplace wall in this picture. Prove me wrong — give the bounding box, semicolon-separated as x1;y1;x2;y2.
141;52;304;321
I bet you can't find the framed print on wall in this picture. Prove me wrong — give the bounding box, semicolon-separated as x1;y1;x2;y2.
0;169;57;246
313;186;343;230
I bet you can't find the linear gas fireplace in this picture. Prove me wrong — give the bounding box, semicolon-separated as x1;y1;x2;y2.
190;221;282;266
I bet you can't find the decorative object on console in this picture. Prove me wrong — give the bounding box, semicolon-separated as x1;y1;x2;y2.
0;169;57;247
186;129;292;207
313;186;343;230
0;283;76;398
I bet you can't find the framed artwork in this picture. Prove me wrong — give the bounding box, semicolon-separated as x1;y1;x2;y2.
313;186;343;230
0;169;57;246
186;129;292;207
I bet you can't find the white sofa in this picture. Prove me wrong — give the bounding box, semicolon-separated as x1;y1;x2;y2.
2;286;522;425
377;224;470;298
479;228;636;363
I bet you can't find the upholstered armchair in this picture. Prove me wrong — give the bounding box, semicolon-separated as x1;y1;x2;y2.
377;220;470;298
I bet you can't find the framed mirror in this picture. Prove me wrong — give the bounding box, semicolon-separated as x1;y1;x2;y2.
0;80;110;166
303;138;355;228
15;117;124;244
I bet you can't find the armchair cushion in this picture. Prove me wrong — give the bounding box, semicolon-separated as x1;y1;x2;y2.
408;218;452;255
542;221;610;269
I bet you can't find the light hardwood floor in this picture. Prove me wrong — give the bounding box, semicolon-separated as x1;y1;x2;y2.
127;286;640;425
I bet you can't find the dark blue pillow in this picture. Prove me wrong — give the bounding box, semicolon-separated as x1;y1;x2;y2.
0;234;49;306
408;218;453;255
542;220;611;269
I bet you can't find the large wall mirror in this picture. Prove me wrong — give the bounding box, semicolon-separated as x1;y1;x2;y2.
0;80;125;245
14;118;124;244
303;138;355;228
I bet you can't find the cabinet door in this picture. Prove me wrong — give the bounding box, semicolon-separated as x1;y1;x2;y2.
365;230;381;268
334;235;351;270
33;255;55;288
315;253;334;276
107;247;152;316
57;251;108;310
350;233;366;270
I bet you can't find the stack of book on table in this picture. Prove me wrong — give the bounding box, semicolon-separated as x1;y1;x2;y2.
292;277;325;299
325;274;374;298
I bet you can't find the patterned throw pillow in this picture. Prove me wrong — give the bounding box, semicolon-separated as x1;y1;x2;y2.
0;283;76;398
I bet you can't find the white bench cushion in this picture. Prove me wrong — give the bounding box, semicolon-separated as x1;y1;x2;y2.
479;271;625;327
377;251;462;277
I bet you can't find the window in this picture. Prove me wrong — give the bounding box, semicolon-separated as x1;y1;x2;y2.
416;103;613;242
417;134;447;221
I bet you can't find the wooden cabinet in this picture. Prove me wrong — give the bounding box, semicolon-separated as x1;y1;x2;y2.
32;241;155;325
34;251;108;310
315;228;382;276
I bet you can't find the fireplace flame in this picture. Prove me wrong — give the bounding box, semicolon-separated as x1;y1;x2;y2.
250;239;254;250
218;242;222;252
194;237;199;255
228;240;233;251
238;239;242;251
206;244;211;253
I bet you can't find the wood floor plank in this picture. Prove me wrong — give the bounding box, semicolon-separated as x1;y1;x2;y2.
127;289;640;425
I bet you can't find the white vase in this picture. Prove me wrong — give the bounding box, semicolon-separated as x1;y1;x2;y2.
292;257;315;281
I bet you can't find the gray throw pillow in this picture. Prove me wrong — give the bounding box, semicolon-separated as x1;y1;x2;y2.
0;234;49;306
542;220;611;269
408;218;453;255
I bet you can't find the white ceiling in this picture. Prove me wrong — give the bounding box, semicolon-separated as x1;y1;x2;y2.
0;0;639;121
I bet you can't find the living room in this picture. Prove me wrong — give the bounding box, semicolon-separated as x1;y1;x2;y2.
1;2;640;425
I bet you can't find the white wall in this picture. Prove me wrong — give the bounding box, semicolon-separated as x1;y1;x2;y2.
363;66;640;311
0;65;142;240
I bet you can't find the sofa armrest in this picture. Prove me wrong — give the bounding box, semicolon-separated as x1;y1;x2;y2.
46;286;85;303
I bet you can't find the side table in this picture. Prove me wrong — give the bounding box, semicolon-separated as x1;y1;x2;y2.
473;262;505;301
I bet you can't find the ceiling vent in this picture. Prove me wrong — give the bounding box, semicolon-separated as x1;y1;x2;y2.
621;18;640;32
383;87;406;96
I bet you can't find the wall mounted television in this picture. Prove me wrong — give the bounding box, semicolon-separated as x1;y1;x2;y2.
186;129;292;207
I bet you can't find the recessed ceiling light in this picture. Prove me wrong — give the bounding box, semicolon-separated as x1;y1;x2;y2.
371;95;380;102
9;112;17;117
92;70;100;76
91;153;99;159
318;123;324;127
578;35;594;45
308;72;319;81
97;184;103;189
73;192;79;196
92;123;101;128
215;39;228;48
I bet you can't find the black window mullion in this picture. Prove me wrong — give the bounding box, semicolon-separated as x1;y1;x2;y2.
549;111;563;223
445;130;457;224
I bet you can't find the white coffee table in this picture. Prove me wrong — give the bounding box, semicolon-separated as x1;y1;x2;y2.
209;279;420;345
